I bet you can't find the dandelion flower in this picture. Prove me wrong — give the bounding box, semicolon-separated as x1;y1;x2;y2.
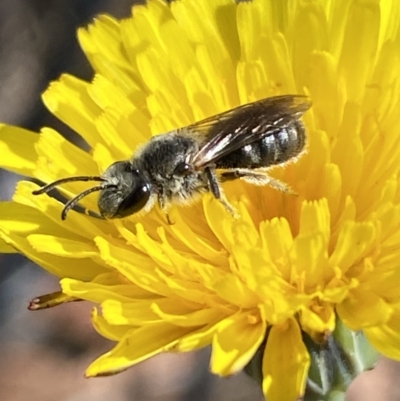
1;0;400;400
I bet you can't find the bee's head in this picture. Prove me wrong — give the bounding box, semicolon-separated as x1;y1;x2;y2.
32;161;152;220
98;161;151;219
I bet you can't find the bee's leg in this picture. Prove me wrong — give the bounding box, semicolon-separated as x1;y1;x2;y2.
158;194;174;225
205;167;238;216
221;169;296;194
164;211;173;225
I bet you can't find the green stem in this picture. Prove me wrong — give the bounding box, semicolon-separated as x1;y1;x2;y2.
305;319;379;401
245;319;379;401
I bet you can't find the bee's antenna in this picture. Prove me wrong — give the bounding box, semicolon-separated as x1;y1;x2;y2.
32;176;105;195
61;183;118;220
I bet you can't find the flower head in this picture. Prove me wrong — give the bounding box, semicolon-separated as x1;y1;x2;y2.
1;0;400;400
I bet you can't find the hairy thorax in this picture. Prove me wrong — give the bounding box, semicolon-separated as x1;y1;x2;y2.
135;133;208;205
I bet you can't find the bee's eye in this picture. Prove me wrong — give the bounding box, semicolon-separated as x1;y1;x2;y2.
173;162;193;176
124;164;138;174
116;182;151;217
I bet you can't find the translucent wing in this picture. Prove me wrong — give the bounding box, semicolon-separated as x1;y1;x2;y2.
183;95;311;169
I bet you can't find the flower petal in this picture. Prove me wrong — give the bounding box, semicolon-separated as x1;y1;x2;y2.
0;125;39;176
42;75;102;148
364;309;400;360
86;323;193;377
262;319;310;401
211;309;266;375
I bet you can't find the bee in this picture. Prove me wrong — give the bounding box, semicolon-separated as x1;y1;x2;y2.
33;95;311;221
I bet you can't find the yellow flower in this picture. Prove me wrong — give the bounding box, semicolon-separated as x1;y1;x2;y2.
1;0;400;400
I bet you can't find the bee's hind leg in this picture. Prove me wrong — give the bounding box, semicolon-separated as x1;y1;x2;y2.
204;166;238;217
221;169;296;195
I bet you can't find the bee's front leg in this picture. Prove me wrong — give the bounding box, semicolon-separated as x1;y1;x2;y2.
157;193;174;225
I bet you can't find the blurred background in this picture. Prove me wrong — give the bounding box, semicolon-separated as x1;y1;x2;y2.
1;1;399;401
0;1;262;400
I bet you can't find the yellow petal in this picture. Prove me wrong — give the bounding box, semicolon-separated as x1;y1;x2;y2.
42;75;102;147
211;310;266;375
61;274;156;303
338;0;380;102
86;323;193;377
152;302;226;327
0;237;16;253
262;319;310;401
364;308;400;360
27;234;98;258
91;307;132;341
337;287;392;329
0;125;39;176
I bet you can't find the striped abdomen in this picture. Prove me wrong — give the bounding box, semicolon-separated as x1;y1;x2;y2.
215;120;306;169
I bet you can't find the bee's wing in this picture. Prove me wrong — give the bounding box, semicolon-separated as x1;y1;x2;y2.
184;95;311;169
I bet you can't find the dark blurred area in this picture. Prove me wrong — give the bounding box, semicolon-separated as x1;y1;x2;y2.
0;1;261;400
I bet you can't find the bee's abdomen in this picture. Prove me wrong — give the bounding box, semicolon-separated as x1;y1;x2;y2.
216;120;306;169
